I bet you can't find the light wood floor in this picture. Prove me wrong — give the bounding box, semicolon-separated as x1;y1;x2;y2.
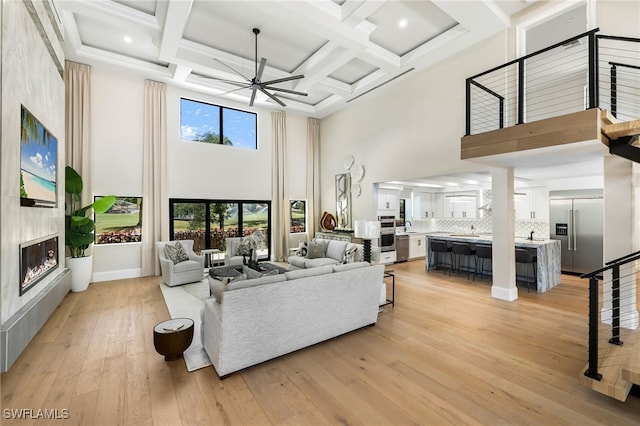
3;260;640;425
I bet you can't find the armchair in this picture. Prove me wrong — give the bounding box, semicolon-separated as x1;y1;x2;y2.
224;237;258;266
156;240;204;286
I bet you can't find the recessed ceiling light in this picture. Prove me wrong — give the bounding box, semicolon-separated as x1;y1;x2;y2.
398;19;408;29
123;35;132;43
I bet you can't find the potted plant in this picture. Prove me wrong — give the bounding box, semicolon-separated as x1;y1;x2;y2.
65;166;115;292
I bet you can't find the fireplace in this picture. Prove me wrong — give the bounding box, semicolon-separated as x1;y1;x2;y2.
20;235;59;296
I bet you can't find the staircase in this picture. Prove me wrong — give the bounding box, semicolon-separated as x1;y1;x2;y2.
579;251;640;401
601;110;640;163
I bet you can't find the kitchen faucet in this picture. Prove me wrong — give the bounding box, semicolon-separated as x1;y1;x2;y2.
529;230;534;240
404;220;412;232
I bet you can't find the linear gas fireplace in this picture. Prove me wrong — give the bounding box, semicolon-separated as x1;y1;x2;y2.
20;235;59;296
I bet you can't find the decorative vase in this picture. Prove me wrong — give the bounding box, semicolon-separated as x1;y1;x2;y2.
67;255;93;292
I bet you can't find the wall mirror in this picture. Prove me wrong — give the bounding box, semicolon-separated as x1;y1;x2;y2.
335;173;352;229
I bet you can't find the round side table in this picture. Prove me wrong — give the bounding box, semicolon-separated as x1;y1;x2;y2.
153;318;194;361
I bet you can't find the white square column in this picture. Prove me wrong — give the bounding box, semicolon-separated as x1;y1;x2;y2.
491;167;518;301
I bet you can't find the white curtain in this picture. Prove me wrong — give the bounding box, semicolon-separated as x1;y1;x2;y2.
307;118;320;238
65;61;92;209
141;80;168;276
272;111;289;261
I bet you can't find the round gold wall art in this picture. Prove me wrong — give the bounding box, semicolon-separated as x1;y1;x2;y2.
320;211;337;231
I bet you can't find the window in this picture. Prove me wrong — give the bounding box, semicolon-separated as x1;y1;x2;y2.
180;98;257;149
290;200;306;233
94;196;142;244
169;199;271;260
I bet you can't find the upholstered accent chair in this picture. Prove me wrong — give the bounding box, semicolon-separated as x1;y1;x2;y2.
224;237;258;267
156;240;204;286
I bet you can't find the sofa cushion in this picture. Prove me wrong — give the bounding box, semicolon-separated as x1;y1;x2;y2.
304;258;340;268
287;256;307;269
307;240;327;259
326;240;348;262
284;265;334;280
173;259;200;272
243;265;263;280
332;262;370;273
226;274;286;291
164;241;190;264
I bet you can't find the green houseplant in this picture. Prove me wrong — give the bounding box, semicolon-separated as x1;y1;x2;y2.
65;166;115;291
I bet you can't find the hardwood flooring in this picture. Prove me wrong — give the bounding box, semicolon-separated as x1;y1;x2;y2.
3;260;640;425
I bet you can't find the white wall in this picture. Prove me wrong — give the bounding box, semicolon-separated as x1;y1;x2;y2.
1;1;65;322
90;69;310;280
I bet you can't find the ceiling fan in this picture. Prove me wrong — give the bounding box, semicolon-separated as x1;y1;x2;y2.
211;28;308;107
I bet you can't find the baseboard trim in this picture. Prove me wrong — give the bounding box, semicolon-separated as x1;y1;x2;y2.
0;269;71;372
491;285;519;301
92;268;142;283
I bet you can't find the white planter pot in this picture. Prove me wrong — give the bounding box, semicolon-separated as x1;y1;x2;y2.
67;255;93;292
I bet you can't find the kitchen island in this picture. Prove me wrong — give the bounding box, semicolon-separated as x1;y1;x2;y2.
423;233;561;293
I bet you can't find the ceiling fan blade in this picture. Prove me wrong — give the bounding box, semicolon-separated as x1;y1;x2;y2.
249;87;258;106
261;75;304;86
263;86;308;97
212;58;251;82
218;86;250;97
256;58;267;82
259;87;286;107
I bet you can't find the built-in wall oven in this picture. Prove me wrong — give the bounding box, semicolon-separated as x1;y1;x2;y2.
378;215;396;252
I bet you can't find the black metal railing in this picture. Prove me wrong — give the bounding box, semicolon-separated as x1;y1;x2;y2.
465;30;640;136
581;250;640;381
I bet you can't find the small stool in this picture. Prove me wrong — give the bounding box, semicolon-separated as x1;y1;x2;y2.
153;318;194;361
201;248;221;269
474;244;493;281
452;242;477;280
428;240;453;275
515;248;537;292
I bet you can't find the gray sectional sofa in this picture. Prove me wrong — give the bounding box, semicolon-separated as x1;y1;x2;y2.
201;262;385;377
288;239;380;270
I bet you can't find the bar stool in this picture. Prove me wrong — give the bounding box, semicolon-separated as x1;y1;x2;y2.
428;240;453;275
515;248;537;292
452;242;477;280
474;244;492;281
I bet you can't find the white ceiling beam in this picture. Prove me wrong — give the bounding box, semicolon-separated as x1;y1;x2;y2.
59;9;82;53
171;64;192;82
432;0;510;34
158;0;193;61
293;43;360;93
75;44;171;78
341;0;386;29
56;0;161;36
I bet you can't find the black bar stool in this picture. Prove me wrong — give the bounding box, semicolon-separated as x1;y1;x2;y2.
452;242;477;280
515;248;537;292
428;240;453;275
474;244;492;281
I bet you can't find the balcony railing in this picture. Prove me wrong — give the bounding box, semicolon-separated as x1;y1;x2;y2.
465;29;640;136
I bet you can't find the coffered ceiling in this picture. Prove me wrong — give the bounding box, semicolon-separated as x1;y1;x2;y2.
54;0;536;118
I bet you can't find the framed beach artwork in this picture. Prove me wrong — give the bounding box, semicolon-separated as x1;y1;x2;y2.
20;105;58;208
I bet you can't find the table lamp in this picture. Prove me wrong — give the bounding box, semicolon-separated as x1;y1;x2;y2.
354;220;381;263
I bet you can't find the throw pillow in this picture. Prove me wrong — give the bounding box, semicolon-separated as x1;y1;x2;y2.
298;241;308;257
344;246;358;263
222;273;246;286
243;265;263;280
236;238;254;257
164;241;190;265
307;240;327;259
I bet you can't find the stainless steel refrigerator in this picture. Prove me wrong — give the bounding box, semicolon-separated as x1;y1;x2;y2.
550;197;603;274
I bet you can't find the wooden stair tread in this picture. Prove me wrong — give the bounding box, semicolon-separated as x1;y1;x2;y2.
602;118;640;139
579;329;639;402
622;339;640;384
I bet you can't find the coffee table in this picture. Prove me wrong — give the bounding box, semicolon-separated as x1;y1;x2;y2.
153;318;194;361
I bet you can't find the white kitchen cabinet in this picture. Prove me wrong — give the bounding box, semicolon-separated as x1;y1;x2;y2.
515;187;549;220
408;234;426;259
420;192;444;218
443;191;477;218
377;189;399;215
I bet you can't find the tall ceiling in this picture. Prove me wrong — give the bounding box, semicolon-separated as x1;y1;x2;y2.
54;0;536;118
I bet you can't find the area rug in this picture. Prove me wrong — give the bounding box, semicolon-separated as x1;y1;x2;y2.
159;279;212;371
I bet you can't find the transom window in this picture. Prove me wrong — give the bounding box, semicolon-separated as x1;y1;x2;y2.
180;98;257;149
